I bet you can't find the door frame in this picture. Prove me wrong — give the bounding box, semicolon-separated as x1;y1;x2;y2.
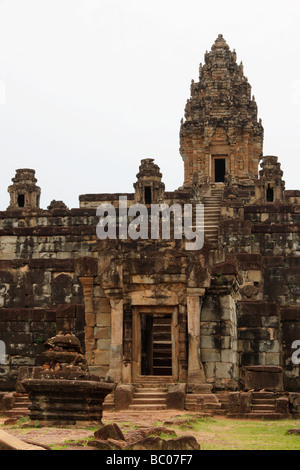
213;156;226;183
132;306;179;382
211;154;228;183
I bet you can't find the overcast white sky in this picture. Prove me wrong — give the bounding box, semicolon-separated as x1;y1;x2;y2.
0;0;299;209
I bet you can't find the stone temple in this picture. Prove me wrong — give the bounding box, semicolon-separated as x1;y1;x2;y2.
0;35;300;418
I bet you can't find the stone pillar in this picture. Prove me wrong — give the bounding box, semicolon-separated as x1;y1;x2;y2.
107;298;123;383
187;289;206;383
79;277;95;364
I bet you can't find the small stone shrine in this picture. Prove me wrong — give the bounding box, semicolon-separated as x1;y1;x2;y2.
22;334;115;426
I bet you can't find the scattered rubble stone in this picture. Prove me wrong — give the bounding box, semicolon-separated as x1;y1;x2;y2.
94;423;125;441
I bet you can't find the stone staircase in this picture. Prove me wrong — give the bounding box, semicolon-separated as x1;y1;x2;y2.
103;391;115;411
250;392;279;419
202;188;223;245
129;376;173;411
216;391;231;414
1;392;31;419
185;391;224;415
227;391;291;420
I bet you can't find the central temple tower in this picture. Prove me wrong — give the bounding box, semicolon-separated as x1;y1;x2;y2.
180;34;264;188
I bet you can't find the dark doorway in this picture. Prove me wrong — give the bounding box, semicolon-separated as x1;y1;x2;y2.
266;184;274;202
141;314;172;376
144;186;152;204
214;158;226;183
18;194;25;208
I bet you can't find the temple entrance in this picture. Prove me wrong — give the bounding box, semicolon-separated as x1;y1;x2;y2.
141;313;172;376
214;157;226;183
132;306;180;382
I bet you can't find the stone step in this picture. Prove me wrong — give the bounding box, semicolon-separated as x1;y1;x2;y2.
252;404;276;411
252;398;276;405
136;375;173;380
227;413;285;420
135;377;173;387
134;383;171;388
252;392;276;400
135;388;168;393
131;398;167;405
185;400;222;409
129;404;168;411
185;402;222;411
13;402;31;409
185;394;219;404
134;392;167;399
131;377;170;410
14;397;31;403
216;392;230;409
185;392;223;413
103;398;115;410
2;409;30;418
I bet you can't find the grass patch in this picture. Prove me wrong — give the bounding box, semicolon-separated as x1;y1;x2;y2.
174;418;300;450
154;432;178;440
50;444;70;450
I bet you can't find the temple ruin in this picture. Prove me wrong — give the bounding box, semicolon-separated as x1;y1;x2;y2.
0;35;300;418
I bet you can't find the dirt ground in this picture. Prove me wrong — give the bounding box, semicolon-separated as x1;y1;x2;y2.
1;410;299;450
0;409;195;450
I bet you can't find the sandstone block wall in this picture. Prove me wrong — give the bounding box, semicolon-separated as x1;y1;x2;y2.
0;208;97;389
220;201;300;390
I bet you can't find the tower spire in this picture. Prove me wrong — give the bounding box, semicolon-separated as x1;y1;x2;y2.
180;36;264;187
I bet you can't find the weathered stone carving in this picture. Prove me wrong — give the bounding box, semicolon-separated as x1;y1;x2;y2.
7;169;41;210
0;35;299;415
22;334;115;426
